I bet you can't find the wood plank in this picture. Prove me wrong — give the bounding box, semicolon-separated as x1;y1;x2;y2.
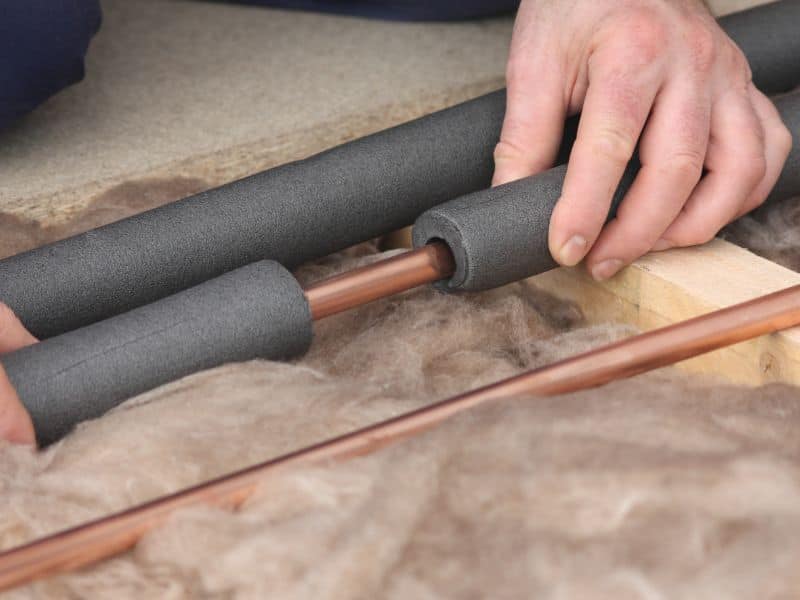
531;238;800;385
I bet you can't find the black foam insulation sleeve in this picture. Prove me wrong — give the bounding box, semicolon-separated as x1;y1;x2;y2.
0;1;797;339
0;91;506;340
413;90;800;293
1;261;312;446
721;0;800;95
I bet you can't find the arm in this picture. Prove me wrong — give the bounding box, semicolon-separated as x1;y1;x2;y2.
494;0;793;280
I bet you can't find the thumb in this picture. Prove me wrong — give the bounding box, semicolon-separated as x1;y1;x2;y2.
0;368;35;445
0;304;37;445
0;303;37;354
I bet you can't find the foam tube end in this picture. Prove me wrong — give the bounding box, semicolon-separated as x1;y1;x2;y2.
413;167;566;292
2;261;312;446
413;164;637;292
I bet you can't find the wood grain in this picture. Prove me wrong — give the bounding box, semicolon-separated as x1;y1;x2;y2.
533;238;800;385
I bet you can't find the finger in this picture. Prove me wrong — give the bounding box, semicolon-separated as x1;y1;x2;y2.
0;366;36;445
659;90;766;248
549;38;664;266
493;55;566;186
0;303;37;355
0;304;37;445
585;79;711;280
735;84;793;218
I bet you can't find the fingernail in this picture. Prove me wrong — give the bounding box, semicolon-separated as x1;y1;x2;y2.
591;259;624;281
557;235;588;266
652;238;674;252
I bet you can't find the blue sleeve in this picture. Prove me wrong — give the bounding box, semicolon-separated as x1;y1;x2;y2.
228;0;519;21
0;0;102;130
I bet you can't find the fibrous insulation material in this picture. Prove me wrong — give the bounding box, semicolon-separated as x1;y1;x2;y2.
2;228;800;598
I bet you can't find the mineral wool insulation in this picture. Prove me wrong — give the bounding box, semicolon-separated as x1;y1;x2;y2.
1;196;800;599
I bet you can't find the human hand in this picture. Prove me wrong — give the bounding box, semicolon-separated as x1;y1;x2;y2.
0;304;37;445
493;0;792;280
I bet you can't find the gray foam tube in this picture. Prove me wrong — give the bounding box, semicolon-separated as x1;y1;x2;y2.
721;0;800;94
413;91;800;293
0;1;797;340
1;261;312;446
0;92;505;340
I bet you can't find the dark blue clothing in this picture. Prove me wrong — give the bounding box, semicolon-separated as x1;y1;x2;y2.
0;0;102;130
232;0;519;21
0;0;516;131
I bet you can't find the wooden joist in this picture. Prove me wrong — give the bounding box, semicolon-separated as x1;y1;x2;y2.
532;238;800;386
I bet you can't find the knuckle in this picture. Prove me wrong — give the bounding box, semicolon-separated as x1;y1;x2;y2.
738;53;754;83
587;126;636;165
620;10;669;64
599;76;647;126
611;214;655;253
743;154;768;185
728;133;767;185
685;21;717;74
726;46;752;84
493;139;525;163
663;151;704;183
626;232;657;257
776;122;794;155
754;154;768;180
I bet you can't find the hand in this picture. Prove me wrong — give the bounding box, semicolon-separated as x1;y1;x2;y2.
494;0;792;280
0;304;37;445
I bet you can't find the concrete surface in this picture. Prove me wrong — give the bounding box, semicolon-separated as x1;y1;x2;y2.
0;0;511;234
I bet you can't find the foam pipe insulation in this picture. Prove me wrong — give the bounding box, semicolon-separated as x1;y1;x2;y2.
722;0;800;95
413;90;800;293
0;92;505;340
1;2;798;340
2;261;312;445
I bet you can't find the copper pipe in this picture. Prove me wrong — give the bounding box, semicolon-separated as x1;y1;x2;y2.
304;241;455;320
2;282;800;590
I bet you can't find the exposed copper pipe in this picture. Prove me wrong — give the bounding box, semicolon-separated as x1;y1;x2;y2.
2;281;800;591
304;241;455;320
